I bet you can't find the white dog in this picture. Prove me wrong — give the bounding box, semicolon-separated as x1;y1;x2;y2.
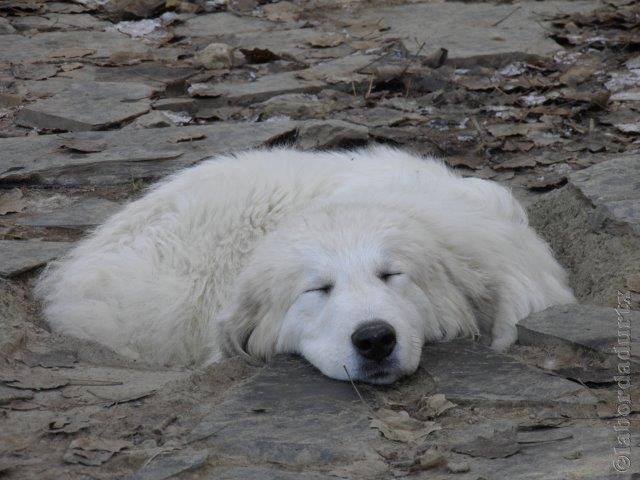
36;146;574;384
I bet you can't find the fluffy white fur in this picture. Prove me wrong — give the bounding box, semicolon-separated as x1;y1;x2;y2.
36;146;574;383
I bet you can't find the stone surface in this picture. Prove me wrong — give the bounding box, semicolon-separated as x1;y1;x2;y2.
344;1;599;58
17;81;155;131
421;340;597;404
518;304;640;364
0;31;154;63
0;121;297;185
189;355;378;467
569;154;640;235
296;119;369;149
257;93;335;119
189;55;373;104
172;12;270;37
9;13;110;32
17;197;122;230
0;240;73;277
190;70;327;104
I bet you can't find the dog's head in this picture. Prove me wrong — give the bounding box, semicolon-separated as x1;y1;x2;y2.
217;203;480;384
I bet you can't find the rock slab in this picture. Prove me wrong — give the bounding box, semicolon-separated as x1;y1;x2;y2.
518;304;640;364
569;154;640;236
17;81;155;131
0;240;73;277
422;340;597;404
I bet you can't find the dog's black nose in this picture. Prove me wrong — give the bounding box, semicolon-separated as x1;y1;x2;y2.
351;320;396;361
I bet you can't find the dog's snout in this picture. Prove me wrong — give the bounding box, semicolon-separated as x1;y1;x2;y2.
351;320;396;361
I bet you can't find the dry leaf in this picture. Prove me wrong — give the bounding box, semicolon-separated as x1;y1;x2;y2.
370;408;440;443
415;394;456;420
0;189;26;215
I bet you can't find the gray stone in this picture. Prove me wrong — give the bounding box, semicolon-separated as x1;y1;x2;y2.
0;240;73;277
173;12;270;37
0;17;16;34
518;304;640;364
0;385;34;405
122;110;176;129
9;14;110;32
343;1;599;59
0;121;297;186
569;154;640;235
257;93;335;119
211;467;335;480
0;31;153;63
0;278;32;354
65;63;199;90
189;55;374;105
17;81;155;131
17;198;122;230
189;71;326;104
152;97;197;114
296;119;369;149
421;340;597;404
443;423;640;479
189;356;379;467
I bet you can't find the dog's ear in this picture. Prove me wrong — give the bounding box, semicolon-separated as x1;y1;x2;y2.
407;240;491;341
218;272;281;365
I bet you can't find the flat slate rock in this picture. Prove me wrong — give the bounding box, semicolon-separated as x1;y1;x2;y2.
190;70;326;104
0;120;297;186
421;340;597;404
17;81;155;131
346;0;598;58
0;31;152;63
518;304;640;364
190;55;373;105
173;12;272;37
189;340;595;474
18;197;122;230
0;239;72;277
449;424;640;479
569;154;640;235
211;467;335;480
189;355;378;467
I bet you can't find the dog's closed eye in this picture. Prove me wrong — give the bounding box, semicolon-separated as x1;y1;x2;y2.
378;272;403;282
304;284;333;295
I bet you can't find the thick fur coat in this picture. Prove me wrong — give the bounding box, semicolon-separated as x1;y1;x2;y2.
36;147;574;383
